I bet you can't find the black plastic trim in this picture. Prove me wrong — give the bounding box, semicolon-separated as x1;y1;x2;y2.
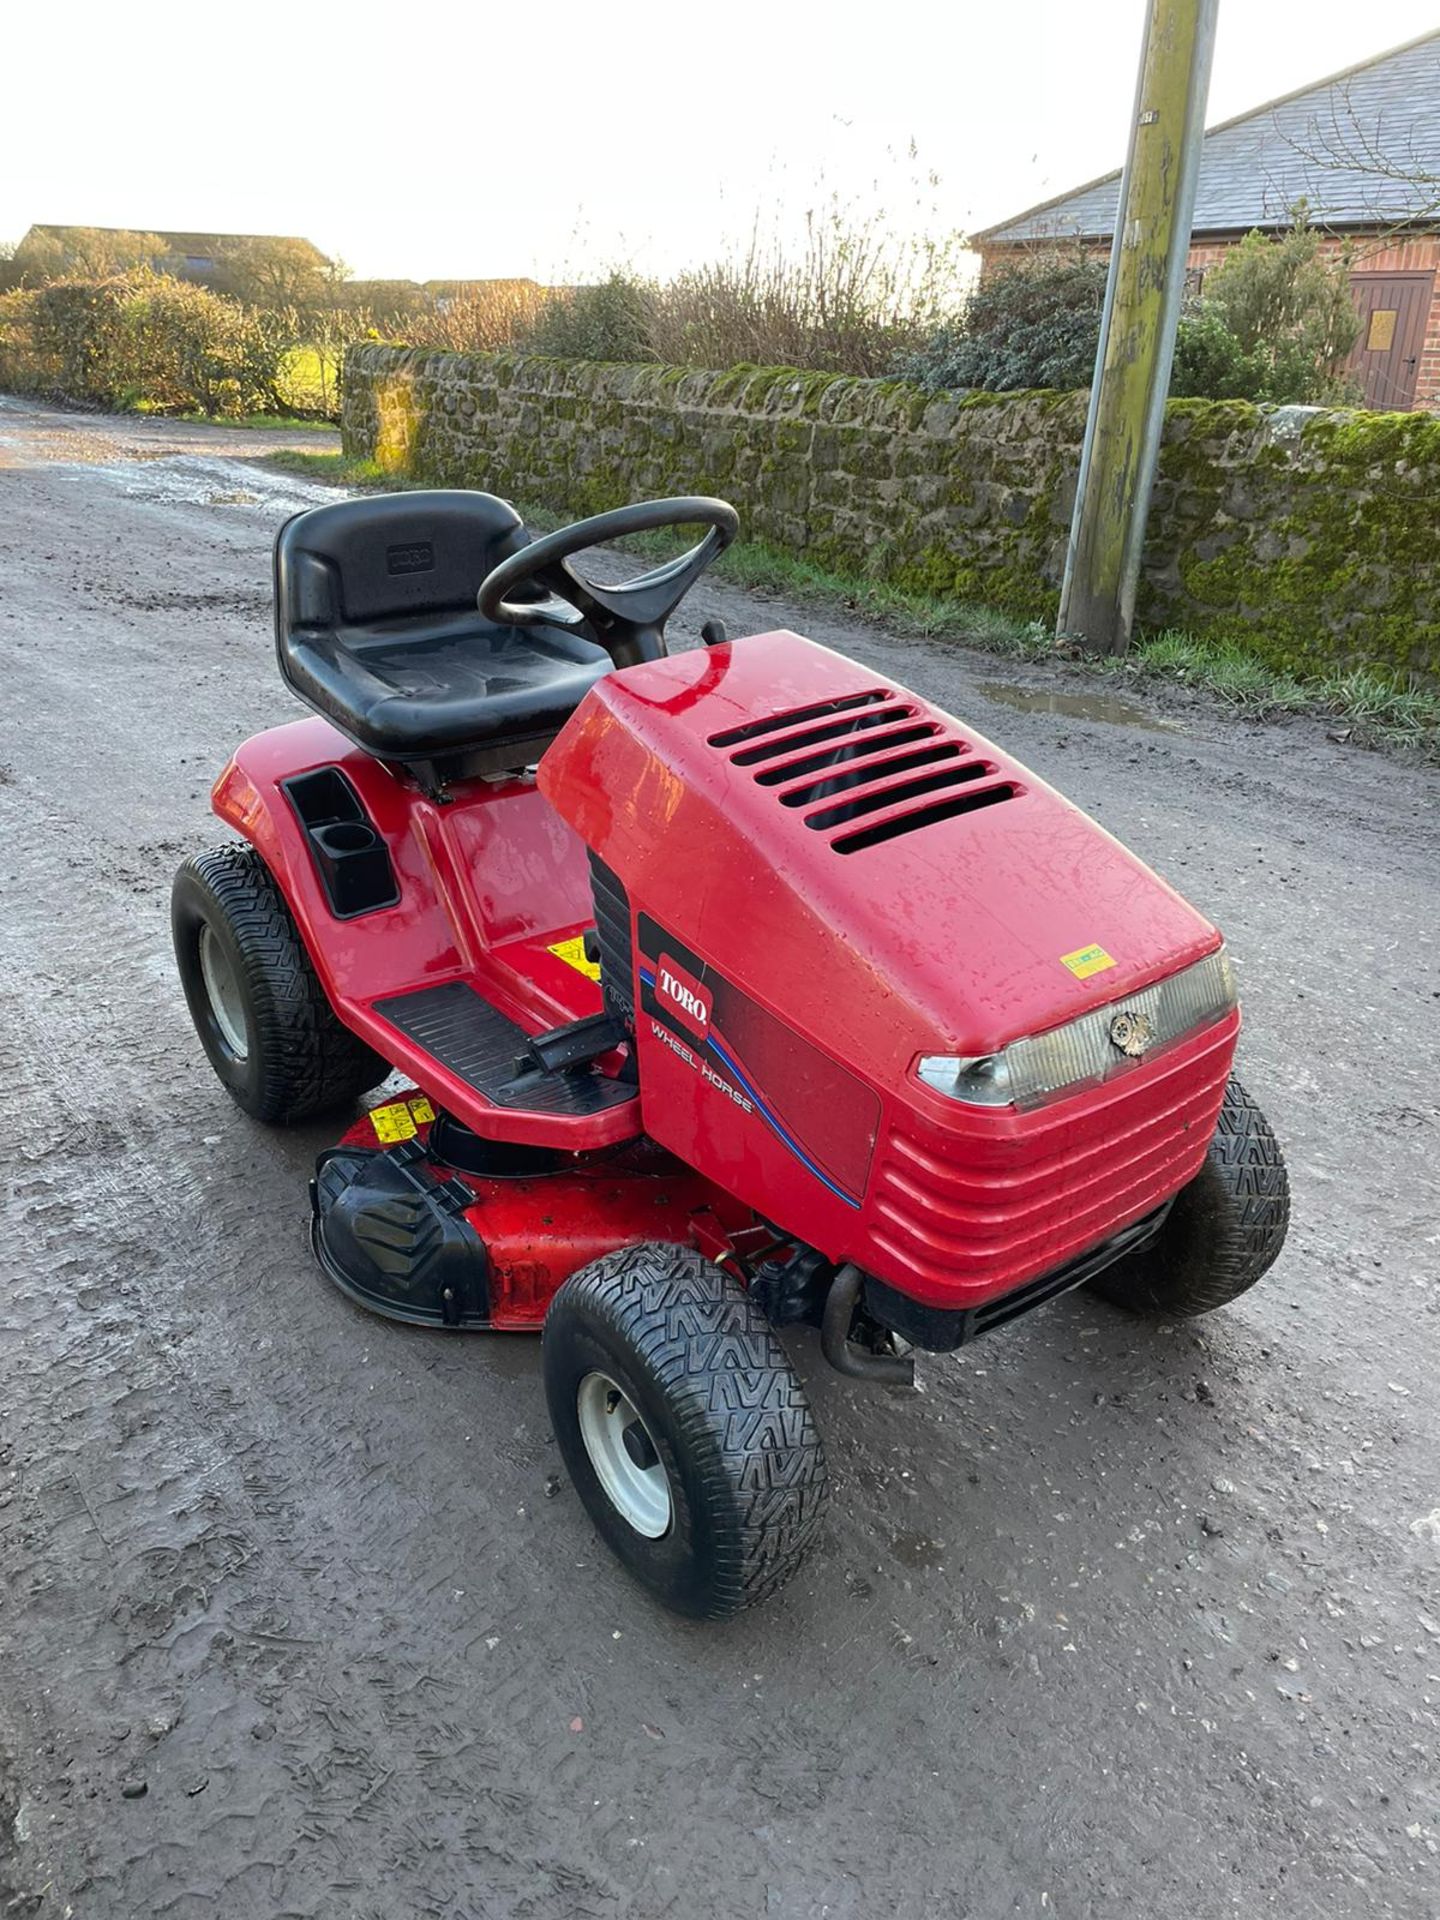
282;766;400;919
863;1203;1174;1352
311;1139;489;1328
588;851;636;1030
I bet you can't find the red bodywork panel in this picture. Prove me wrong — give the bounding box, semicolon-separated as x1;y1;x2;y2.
540;631;1238;1307
212;716;630;1150
218;631;1238;1315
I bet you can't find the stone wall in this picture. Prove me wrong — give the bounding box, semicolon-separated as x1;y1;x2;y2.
342;345;1440;679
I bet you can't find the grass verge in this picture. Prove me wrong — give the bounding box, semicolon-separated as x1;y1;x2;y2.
255;449;1440;763
133;407;338;432
265;449;390;481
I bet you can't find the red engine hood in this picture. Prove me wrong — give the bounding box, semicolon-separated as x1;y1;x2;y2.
539;632;1221;1083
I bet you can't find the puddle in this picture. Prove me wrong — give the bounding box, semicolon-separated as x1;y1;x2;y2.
86;453;341;512
890;1530;947;1571
978;681;1181;733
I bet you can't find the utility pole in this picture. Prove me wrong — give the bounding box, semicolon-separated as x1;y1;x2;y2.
1059;0;1218;653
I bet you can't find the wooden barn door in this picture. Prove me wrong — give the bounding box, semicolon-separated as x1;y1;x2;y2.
1345;272;1433;411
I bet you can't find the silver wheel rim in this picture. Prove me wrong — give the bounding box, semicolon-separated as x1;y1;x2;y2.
576;1371;672;1538
199;923;248;1059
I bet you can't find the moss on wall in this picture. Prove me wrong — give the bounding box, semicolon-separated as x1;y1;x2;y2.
342;345;1439;680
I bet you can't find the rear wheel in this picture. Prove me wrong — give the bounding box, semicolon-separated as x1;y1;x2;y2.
543;1244;829;1619
172;844;386;1124
1088;1076;1289;1316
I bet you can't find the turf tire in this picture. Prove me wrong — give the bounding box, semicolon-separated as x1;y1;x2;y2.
172;843;386;1124
543;1244;829;1619
1088;1076;1289;1316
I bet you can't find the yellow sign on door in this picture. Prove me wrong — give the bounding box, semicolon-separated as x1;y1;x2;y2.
1367;308;1397;352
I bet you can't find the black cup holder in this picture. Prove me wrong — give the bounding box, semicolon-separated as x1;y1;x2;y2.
316;820;379;857
282;768;400;918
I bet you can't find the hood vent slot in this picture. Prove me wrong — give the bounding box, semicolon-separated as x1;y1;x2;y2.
712;680;1021;853
779;741;963;807
754;721;939;787
729;705;914;766
803;760;994;830
708;689;891;749
830;782;1018;854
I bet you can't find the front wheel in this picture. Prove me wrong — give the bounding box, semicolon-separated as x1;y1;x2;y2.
172;844;386;1124
543;1244;829;1619
1088;1076;1290;1316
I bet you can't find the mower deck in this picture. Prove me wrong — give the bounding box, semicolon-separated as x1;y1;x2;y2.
313;1093;757;1331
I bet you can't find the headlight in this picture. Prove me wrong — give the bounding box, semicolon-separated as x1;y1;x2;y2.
917;1053;1014;1106
917;946;1236;1112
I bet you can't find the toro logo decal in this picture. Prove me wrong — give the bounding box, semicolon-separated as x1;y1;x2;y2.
655;952;713;1037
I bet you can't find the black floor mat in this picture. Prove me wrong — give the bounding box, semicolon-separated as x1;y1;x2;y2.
372;981;638;1117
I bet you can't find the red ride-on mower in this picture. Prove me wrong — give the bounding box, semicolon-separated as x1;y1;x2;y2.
173;491;1289;1618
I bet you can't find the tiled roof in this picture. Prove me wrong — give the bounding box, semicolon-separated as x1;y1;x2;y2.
976;29;1440;243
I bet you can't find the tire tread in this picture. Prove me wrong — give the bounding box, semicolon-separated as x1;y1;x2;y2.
1090;1076;1289;1317
547;1245;829;1617
175;844;384;1123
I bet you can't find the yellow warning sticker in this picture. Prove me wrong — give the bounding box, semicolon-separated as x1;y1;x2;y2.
1061;943;1117;980
407;1094;436;1125
547;935;601;982
369;1099;418;1143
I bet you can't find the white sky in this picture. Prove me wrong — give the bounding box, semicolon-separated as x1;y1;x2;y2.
3;0;1436;281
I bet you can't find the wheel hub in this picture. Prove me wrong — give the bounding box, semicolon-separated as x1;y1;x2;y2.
198;923;248;1059
576;1371;671;1538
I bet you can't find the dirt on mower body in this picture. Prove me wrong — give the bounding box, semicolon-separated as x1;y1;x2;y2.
173;489;1290;1616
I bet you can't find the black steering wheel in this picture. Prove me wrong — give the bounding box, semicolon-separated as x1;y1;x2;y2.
477;497;739;667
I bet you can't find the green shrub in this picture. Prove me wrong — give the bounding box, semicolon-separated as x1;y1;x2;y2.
897;251;1107;391
0;271;289;415
903;210;1363;407
1199;207;1361;402
522;272;659;363
1169;304;1266;400
6;226;167;288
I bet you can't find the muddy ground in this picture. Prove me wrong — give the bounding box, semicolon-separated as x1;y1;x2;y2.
0;395;1437;1920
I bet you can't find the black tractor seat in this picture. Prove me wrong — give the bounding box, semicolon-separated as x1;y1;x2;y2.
274;490;610;778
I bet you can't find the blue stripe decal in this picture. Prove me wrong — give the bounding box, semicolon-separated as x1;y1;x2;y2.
705;1033;861;1209
639;966;859;1209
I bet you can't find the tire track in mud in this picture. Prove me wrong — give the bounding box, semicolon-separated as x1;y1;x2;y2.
0;795;660;1916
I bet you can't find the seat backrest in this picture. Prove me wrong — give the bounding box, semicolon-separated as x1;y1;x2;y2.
274;489;530;638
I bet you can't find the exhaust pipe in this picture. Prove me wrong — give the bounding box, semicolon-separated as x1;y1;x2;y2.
820;1264;914;1387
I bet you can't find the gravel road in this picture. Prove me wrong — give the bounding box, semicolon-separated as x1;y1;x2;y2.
1;395;1437;1920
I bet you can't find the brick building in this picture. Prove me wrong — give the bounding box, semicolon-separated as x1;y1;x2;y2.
973;29;1440;411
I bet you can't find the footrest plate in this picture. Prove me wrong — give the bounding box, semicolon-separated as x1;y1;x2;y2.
372;981;637;1117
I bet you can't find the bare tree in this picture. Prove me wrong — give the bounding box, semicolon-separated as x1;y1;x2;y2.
217;238;343;310
1282;79;1440;235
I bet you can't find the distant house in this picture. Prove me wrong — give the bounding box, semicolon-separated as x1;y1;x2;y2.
973;30;1440;411
14;226;329;299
